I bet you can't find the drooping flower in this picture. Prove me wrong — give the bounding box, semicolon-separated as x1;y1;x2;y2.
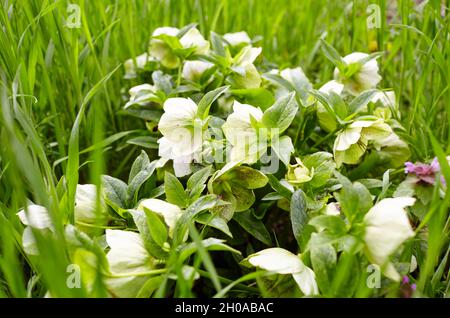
246;247;319;296
315;80;344;132
158;98;204;177
182;60;214;82
105;229;154;298
74;184;108;232
17;204;53;255
363;197;415;281
227;46;262;88
334;52;382;95
124;53;151;79
149;26;209;69
222;100;264;164
286;158;314;185
223;31;251;47
138;198;183;236
125;84;158;109
333;118;392;167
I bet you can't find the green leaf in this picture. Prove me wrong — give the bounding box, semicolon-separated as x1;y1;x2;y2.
187;166;212;201
290;189;308;247
195;213;233;238
310;243;337;293
120;108;163;122
348;89;378;113
230;184;255;212
102;175;128;211
228;166;268;189
143;208;168;247
210;31;226;56
164;172;189;208
334;172;373;223
267;174;293;199
129;150;150;184
197;85;229;119
126;136;159;149
152;70;172;95
320;39;345;70
262;92;298;134
136;276;163;298
179;237;240;262
230;88;275;110
128;209;168;259
302;152;336;188
309;215;347;235
176;23;198;38
127;160;157;204
233;210;272;245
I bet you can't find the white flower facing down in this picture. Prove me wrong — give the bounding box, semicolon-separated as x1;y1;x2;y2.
74;184;108;228
138;198;182;237
223;31;251;47
105;229;153;298
334;52;382;96
124;53;151;79
247;247;318;296
363;197;415;281
333;119;392;167
229;46;262;88
222;100;264;164
149;26;209;69
182;60;214;82
125;84;157;109
158;98;204;177
17;204;53;255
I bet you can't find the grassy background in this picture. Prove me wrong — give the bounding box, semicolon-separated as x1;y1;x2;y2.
0;0;449;297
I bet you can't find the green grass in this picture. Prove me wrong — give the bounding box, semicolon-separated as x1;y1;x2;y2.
0;0;449;298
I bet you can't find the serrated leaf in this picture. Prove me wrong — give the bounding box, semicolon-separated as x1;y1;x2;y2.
102;175;128;211
195;213;233;237
290;189;308;247
164;172;189;208
262;92;298;133
197;85;229;119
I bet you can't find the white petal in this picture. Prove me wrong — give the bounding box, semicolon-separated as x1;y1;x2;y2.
152;27;179;37
17;204;52;229
106;230;151;274
159;98;197;136
371;91;396;107
364;197;415;280
182;60;214;81
223;31;251;46
334;127;362;151
138;199;182;232
74;184;105;225
22;226;39;255
235;46;262;66
247;247;304;274
319;80;344;95
292;267;319;296
180;28;209;53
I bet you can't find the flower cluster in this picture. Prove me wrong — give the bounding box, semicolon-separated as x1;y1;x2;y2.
16;25;429;298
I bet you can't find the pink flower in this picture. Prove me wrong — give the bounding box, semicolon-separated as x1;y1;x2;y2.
404;158;443;185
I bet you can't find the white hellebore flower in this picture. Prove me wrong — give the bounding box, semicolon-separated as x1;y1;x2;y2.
125;84;157;109
182;60;214;82
105;229;154;298
17;204;53;255
138;198;182;237
223;31;251;47
222;100;264;164
228;46;262;88
247;248;318;296
124;53;151;79
158;98;204;177
333;119;392;167
149;26;209;69
316;80;345;132
363;197;415;281
371;90;396;108
74;184;108;228
334;52;382;95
